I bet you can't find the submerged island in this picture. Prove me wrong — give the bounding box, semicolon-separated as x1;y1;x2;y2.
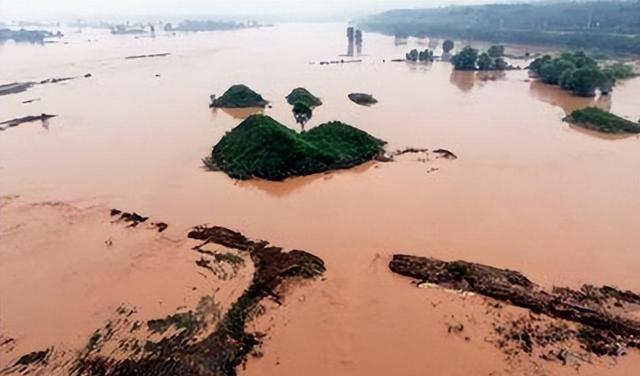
205;114;386;181
209;84;268;108
564;107;640;134
286;87;323;107
348;93;378;106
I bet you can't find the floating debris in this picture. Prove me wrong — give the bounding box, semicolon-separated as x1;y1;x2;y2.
125;52;171;60
110;209;168;232
0;113;56;131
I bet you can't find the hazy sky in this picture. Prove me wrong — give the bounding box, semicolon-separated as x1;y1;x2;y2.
0;0;494;21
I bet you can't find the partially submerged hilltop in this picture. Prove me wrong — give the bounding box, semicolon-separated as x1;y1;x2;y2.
564;107;640;134
209;85;268;108
286;87;322;107
205;114;386;181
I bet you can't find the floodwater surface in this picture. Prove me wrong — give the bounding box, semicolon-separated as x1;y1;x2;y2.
1;23;639;374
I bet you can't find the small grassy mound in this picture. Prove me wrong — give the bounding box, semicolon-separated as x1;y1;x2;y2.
208;114;385;180
564;107;640;134
286;87;322;107
348;93;378;106
210;84;268;108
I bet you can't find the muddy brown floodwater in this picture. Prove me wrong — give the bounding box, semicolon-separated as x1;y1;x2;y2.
1;23;639;375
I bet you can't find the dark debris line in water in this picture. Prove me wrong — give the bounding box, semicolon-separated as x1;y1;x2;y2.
0;348;52;374
0;74;92;98
390;255;640;359
124;53;171;60
0;114;57;131
110;209;167;232
69;225;325;376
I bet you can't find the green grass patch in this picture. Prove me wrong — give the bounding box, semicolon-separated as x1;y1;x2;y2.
565;107;640;134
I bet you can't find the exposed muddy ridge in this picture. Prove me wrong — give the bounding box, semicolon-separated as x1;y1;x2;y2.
68;225;326;376
390;255;640;360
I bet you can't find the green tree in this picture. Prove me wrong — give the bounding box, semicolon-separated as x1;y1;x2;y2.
477;52;493;70
541;59;576;84
418;49;434;62
443;39;454;54
529;54;552;74
292;101;312;126
451;46;478;70
564;67;605;97
559;68;576;90
487;45;505;58
493;57;508;70
602;62;635;80
406;49;418;61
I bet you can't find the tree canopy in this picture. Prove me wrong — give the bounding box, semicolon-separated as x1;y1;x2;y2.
406;48;434;62
529;52;635;96
487;45;505;58
451;45;511;71
443;39;454;54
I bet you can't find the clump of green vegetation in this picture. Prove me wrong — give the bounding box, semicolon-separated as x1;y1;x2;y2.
451;45;510;71
292;101;313;125
442;39;454;54
406;48;434;62
210;84;268;108
348;93;378;105
487;45;505;58
147;311;200;335
564;107;640;134
147;296;222;335
195;250;245;279
206;114;385;181
13;349;51;369
87;331;102;351
213;252;244;266
445;262;469;280
286;87;322;107
529;52;636;96
286;88;321;126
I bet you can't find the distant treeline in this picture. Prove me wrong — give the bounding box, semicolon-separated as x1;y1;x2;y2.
359;1;640;55
0;28;62;43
